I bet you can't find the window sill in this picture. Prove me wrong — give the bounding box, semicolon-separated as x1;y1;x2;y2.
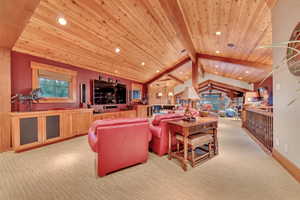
38;98;75;103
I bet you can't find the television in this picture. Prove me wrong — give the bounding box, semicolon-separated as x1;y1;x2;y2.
91;80;126;105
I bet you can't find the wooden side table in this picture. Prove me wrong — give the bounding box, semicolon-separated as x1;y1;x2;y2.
168;117;218;171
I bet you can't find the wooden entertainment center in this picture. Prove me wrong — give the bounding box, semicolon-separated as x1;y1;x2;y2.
11;108;93;152
10;105;150;152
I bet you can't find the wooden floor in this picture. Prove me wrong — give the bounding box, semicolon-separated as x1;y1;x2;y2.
1;118;299;200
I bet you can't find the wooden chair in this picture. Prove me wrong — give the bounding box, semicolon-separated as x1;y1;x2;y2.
176;133;214;167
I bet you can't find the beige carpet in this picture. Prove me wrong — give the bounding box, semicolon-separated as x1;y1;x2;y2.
1;118;299;200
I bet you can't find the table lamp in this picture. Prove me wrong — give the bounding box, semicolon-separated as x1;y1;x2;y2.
181;86;200;121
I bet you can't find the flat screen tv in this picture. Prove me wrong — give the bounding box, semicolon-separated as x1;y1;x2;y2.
92;80;126;105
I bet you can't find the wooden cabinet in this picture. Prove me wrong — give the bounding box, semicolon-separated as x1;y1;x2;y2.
135;105;149;118
11;109;93;152
71;110;93;135
93;110;137;121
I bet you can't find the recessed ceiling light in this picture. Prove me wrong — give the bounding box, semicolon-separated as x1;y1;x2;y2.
115;48;121;53
141;62;145;66
114;70;118;73
216;50;220;54
180;71;183;74
238;77;243;79
156;70;160;73
215;65;219;68
216;31;221;35
215;71;219;74
246;70;249;74
57;17;67;26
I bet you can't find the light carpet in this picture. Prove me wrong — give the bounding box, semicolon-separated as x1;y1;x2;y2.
1;118;299;200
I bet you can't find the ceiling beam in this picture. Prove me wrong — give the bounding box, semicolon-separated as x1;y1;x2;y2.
0;0;40;48
145;56;190;85
197;53;272;71
158;0;197;63
197;79;250;93
167;74;184;84
198;59;205;77
192;58;199;88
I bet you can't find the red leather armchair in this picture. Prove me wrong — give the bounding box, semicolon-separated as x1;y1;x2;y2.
150;113;184;156
88;118;152;177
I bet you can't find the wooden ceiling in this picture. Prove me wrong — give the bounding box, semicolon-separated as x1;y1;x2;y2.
0;0;40;48
13;0;275;83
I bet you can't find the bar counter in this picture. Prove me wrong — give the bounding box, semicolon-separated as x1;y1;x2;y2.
242;107;273;152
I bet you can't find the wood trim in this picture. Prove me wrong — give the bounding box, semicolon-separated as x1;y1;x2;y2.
31;62;78;76
31;62;77;103
145;56;190;84
273;149;300;183
0;48;11;152
197;53;272;71
197;80;250;93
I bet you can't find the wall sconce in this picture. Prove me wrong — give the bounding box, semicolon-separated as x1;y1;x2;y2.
168;92;173;97
157;92;163;97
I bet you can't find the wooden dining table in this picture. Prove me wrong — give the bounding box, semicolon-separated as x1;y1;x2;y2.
167;117;218;171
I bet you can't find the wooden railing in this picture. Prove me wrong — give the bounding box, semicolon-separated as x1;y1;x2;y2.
243;108;273;152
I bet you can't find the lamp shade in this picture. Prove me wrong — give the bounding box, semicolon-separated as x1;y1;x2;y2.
181;86;200;100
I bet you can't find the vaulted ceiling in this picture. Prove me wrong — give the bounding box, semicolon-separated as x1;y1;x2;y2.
13;0;275;83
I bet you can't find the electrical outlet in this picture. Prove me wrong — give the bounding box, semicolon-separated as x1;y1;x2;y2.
275;138;280;146
284;144;288;153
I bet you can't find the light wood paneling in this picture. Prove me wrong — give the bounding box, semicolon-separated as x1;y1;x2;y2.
158;0;197;62
13;0;185;83
12;0;274;84
178;0;274;82
135;105;149;118
0;48;11;152
0;0;40;48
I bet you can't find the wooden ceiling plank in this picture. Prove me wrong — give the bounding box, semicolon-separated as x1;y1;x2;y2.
198;53;271;71
145;56;190;84
0;0;41;48
167;74;184;84
158;0;197;63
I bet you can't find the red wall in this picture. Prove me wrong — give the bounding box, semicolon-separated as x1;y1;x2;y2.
11;51;140;112
254;76;273;92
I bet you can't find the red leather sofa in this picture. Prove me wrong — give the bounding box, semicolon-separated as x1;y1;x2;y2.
88;118;152;177
150;113;184;156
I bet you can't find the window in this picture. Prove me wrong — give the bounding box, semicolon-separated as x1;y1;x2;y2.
131;83;143;101
31;62;77;103
39;78;69;98
132;90;141;99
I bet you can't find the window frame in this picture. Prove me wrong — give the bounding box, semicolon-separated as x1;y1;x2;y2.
31;62;77;103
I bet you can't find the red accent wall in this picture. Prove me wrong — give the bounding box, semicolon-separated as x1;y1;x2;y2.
11;51;140;112
254;76;273;92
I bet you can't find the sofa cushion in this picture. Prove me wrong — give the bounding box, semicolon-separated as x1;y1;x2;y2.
152;113;184;126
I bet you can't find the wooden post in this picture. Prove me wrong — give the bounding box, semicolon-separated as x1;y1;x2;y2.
192;59;199;89
0;48;11;152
